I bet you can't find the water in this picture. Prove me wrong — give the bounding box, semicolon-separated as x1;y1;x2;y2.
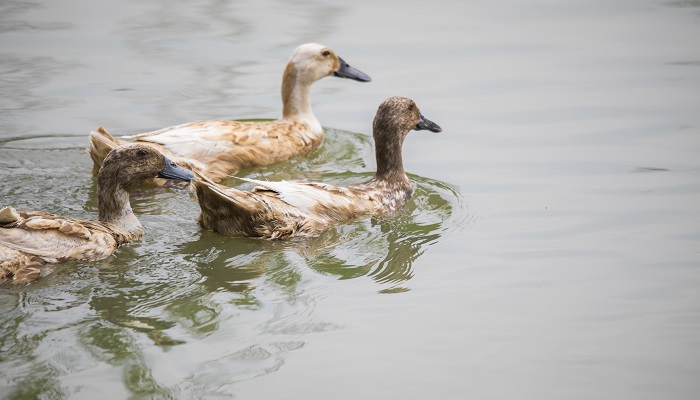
1;0;699;399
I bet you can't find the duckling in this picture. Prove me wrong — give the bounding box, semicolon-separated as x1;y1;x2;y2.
192;96;442;239
88;43;371;185
0;144;194;283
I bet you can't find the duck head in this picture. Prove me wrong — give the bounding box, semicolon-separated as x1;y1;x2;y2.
99;144;195;186
287;43;371;84
371;97;441;179
373;96;441;142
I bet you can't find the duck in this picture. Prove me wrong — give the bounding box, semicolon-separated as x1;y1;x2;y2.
0;144;194;284
88;43;371;185
192;96;442;239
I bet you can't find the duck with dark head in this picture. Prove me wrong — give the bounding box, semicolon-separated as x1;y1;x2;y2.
0;144;194;284
193;96;442;239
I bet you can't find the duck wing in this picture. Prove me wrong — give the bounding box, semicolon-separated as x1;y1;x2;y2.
124;121;247;172
0;208;124;262
193;174;325;238
127;120;296;163
238;177;379;220
126;120;319;182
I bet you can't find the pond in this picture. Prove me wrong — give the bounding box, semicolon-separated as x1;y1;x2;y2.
1;0;699;398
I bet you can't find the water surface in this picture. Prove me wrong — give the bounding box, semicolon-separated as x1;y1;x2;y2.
1;0;699;399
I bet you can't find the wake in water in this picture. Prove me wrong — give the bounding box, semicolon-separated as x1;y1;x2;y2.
0;128;475;398
193;128;475;293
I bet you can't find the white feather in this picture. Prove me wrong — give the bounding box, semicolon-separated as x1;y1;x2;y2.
237;177;338;214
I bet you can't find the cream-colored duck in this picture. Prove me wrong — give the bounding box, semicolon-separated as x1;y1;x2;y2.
192;96;442;239
0;144;194;283
88;43;371;184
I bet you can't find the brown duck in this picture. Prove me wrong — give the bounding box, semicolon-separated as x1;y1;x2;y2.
192;96;442;239
0;144;194;283
88;43;371;184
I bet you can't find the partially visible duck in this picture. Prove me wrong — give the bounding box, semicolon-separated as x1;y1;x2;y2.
0;144;194;283
192;96;442;239
89;43;371;184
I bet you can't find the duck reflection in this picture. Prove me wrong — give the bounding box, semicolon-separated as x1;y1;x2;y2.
189;233;287;295
300;177;458;293
192;175;463;293
1;170;464;400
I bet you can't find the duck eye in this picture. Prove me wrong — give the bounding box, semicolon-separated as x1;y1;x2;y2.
137;149;149;157
321;50;331;57
408;103;415;111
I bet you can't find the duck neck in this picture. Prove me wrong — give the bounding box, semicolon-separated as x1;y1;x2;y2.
96;172;142;239
373;128;408;183
281;62;315;123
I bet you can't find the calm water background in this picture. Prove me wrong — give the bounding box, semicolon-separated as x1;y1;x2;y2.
1;0;699;398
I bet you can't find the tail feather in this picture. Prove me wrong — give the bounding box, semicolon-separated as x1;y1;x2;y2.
88;127;125;176
192;172;269;236
192;172;316;238
0;206;20;225
192;171;242;207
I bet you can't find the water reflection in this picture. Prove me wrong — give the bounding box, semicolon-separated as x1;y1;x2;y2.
298;176;466;292
187;173;467;295
0;124;467;397
1;0;699;396
201;129;468;292
0;278;105;399
188;235;283;295
0;133;448;396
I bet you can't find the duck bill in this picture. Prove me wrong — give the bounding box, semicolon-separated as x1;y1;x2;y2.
157;156;195;182
333;57;372;82
415;114;442;133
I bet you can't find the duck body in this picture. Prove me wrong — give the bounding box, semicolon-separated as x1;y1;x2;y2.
194;175;409;239
89;43;371;184
1;144;194;284
0;209;132;282
193;96;442;239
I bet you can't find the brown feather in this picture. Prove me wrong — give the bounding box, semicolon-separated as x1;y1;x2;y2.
88;43;370;184
1;144;192;284
193;97;440;240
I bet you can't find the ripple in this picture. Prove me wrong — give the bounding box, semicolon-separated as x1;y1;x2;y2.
0;125;473;397
188;129;473;294
0;135;94;216
297;173;472;292
633;167;670;173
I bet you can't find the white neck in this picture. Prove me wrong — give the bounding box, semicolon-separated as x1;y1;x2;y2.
281;62;322;133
